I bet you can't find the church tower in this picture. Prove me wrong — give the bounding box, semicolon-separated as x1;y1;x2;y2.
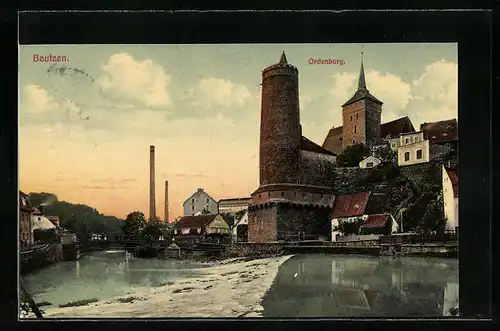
341;52;383;149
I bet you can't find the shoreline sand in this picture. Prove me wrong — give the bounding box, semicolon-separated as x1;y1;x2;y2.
40;255;293;318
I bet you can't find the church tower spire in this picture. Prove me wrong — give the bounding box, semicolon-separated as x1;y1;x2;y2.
358;51;367;90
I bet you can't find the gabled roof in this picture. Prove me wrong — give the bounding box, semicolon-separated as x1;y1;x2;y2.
420;118;458;144
332;192;371;218
361;213;391;228
183;189;217;205
446;168;459;198
32;207;42;215
300;136;337;156
19;191;34;212
322;126;344;155
380;116;416;139
174;214;216;229
220;213;235;227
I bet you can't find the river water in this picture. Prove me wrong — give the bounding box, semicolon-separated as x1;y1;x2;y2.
22;250;209;308
261;254;459;317
22;252;458;317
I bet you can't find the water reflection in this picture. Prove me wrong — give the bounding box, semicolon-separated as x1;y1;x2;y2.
23;250;207;307
261;254;458;317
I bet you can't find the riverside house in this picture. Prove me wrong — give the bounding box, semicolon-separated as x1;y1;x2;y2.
19;191;34;249
173;213;231;247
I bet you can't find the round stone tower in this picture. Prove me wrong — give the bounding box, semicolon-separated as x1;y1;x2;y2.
259;52;301;186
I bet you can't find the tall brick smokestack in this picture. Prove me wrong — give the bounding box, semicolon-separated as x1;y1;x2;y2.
149;145;156;220
164;180;169;223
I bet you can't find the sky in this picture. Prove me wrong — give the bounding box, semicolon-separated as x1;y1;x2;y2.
18;43;458;221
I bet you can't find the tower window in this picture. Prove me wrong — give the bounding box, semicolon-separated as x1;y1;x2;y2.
339;137;343;144
404;152;410;161
281;192;284;197
268;192;271;197
356;113;359;119
354;125;357;134
352;140;355;144
350;115;352;121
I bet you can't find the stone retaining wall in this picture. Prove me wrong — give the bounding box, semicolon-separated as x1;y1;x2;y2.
227;242;284;257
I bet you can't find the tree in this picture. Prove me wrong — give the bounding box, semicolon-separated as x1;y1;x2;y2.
333;217;365;236
335;143;371;167
417;199;446;235
143;217;163;241
121;211;146;238
373;145;397;162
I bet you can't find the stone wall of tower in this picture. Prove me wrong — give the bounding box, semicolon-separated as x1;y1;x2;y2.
365;100;382;146
248;206;278;242
259;64;301;186
342;100;367;149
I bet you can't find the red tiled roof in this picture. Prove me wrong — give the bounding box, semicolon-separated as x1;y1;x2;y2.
380;116;416;139
420;118;458;143
300;136;337;156
174;214;216;229
446;169;459;198
322;126;344;155
332;192;371;218
361;213;390;228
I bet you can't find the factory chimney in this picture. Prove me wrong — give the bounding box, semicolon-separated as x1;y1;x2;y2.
164;180;169;223
149;145;156;220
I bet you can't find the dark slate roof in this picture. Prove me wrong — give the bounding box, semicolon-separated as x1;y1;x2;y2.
322;126;344;155
279;51;288;64
361;213;390;228
380;116;416;139
218;197;251;203
220;213;236;227
19;191;34;212
420;118;458;144
174;215;216;229
300;136;337;156
342;89;383;107
332;192;371;218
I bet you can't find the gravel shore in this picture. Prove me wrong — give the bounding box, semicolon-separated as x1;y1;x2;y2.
41;255;293;318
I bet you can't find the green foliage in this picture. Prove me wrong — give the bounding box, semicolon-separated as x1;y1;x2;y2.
28;193;123;244
373;145;397;162
360;162;401;184
121;211;146;238
417;199;446;235
143;217;163;241
33;229;58;244
335;143;371;167
333;217;365;235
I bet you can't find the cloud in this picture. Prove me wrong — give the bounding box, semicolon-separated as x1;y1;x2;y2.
98;53;172;107
408;60;458;124
190;77;252;107
365;70;413;122
21;85;61;114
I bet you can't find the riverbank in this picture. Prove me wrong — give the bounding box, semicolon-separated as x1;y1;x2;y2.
40;255;293;318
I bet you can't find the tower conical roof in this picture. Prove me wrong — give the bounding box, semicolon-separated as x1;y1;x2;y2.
279;51;288;64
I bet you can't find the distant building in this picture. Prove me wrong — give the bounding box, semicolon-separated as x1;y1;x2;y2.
19;191;34;248
331;192;371;242
46;216;61;228
359;156;382;169
421;118;458;152
182;188;218;216
397;131;430;166
442;165;459;233
359;213;399;235
218;197;251;214
173;213;231;247
31;208;56;231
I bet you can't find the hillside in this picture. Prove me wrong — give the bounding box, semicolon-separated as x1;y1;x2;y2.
28;192;123;242
331;160;455;233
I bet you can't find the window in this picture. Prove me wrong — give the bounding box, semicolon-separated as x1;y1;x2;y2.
366;162;374;168
354;125;357;134
320;194;324;198
352;140;355;144
338;137;343;144
410;137;413;142
392;143;396;148
416;149;423;159
268;192;271;197
207;198;209;203
281;192;284;197
356;113;359;119
303;193;306;197
350;115;352;121
258;194;261;198
192;205;195;211
192;199;194;204
404;152;410;161
405;138;409;144
415;137;419;142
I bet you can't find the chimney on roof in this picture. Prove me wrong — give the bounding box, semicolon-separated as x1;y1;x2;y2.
197;188;203;192
149;145;156;220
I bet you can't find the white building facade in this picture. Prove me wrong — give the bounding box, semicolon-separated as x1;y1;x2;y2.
359;156;382;169
183;188;218;216
442;165;459;233
397;131;430;166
